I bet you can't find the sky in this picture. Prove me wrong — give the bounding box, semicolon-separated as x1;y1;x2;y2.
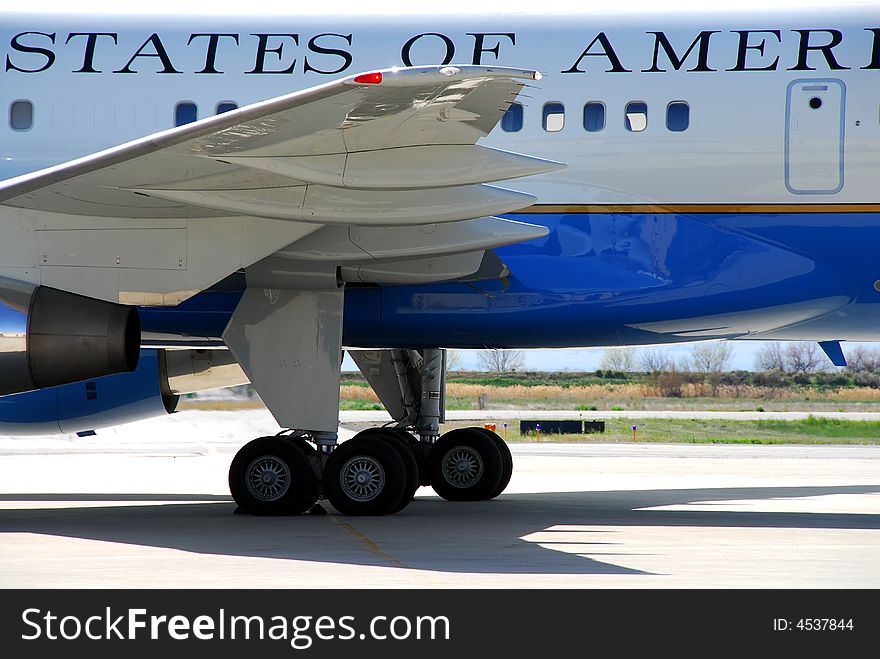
342;340;880;373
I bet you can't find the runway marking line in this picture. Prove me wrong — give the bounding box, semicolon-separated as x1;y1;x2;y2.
328;516;410;569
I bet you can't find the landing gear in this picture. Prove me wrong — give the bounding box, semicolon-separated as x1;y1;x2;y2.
386;427;430;487
324;432;409;516
221;254;515;516
376;430;421;513
228;436;318;515
324;428;419;515
228;425;512;516
475;427;513;500
428;427;507;501
226;327;514;514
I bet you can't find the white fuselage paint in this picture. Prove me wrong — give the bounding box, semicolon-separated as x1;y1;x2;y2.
1;2;878;206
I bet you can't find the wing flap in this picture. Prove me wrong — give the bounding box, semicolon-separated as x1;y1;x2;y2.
134;183;534;225
279;217;549;262
218;145;561;190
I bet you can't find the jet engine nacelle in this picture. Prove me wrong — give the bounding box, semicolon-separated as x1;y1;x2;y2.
0;278;140;396
0;348;248;436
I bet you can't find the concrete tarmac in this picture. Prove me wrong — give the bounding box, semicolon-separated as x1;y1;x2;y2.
0;410;878;588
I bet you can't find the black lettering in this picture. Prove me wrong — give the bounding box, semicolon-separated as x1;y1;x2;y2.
727;30;781;71
188;33;239;74
863;28;880;69
788;29;849;70
246;33;299;74
469;32;515;65
562;32;630;73
114;33;182;73
303;33;352;74
644;31;718;72
66;33;118;73
5;31;56;73
400;33;454;67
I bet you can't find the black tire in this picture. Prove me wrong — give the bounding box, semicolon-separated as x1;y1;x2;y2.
386;428;431;487
428;428;504;502
228;436;317;515
473;427;513;500
324;435;407;516
353;428;419;514
381;429;432;486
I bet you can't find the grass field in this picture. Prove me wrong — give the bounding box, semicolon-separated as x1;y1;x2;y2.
351;416;880;445
178;372;880;444
176;399;880;444
337;379;880;413
340;372;880;405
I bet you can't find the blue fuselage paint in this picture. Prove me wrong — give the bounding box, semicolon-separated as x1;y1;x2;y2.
138;211;880;348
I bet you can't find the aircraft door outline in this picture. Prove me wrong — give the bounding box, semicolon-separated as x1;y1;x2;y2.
784;78;846;195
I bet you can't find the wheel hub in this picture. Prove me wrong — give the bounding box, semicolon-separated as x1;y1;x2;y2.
340;456;385;502
442;446;484;488
245;455;291;502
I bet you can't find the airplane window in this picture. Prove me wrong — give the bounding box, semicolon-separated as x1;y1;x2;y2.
543;102;565;132
175;102;198;126
216;102;238;114
501;102;523;132
666;101;689;132
10;101;33;131
625;101;647;132
583;102;605;132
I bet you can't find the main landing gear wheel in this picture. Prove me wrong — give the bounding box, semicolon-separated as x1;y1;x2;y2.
324;434;408;516
428;427;504;502
384;429;432;487
473;427;513;500
386;428;430;487
228;436;318;516
351;428;420;513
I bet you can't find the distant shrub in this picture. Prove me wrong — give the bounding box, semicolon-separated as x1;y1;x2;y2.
813;371;851;387
656;371;686;397
854;372;880;389
720;370;751;386
753;370;785;389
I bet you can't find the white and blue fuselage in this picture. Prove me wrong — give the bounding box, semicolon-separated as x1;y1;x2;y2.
2;1;880;350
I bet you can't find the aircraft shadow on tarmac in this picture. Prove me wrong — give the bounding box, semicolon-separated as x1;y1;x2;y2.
0;485;878;576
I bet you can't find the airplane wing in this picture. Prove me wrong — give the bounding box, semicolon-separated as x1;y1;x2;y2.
0;65;558;305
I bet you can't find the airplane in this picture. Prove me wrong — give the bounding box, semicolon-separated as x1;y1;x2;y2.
1;0;878;515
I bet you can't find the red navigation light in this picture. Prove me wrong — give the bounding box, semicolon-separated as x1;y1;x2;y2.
354;72;383;85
